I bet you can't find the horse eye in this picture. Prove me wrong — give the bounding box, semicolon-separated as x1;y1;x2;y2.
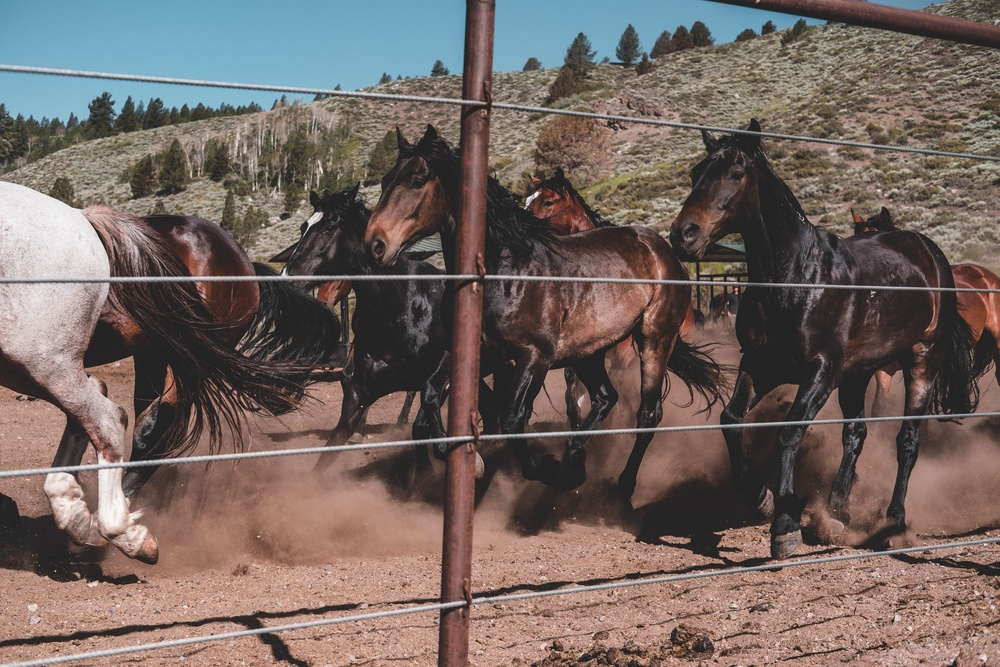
730;171;744;181
542;200;553;208
411;179;426;189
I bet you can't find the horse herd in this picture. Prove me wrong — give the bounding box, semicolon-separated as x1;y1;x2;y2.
0;119;994;566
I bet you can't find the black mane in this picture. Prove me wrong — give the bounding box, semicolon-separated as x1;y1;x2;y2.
539;170;615;228
317;186;371;232
717;131;811;225
406;132;558;252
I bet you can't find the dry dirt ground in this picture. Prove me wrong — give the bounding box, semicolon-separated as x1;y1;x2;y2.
2;327;1000;667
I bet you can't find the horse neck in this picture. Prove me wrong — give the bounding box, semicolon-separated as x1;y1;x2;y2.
743;166;823;284
562;199;596;233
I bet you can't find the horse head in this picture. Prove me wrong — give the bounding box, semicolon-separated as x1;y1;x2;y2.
365;125;453;267
276;184;367;297
852;206;896;235
670;119;764;261
524;167;591;234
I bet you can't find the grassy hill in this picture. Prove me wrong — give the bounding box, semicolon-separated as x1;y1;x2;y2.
4;0;999;269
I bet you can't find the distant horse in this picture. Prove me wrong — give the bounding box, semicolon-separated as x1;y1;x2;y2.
276;185;491;477
670;119;978;558
364;125;727;499
0;182;342;562
853;208;1000;412
708;287;741;328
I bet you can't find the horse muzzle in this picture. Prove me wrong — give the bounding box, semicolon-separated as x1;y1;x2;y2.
669;220;707;261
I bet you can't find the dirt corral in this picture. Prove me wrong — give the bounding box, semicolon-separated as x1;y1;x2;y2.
2;328;1000;667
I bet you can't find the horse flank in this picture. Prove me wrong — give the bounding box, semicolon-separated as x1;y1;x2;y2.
83;205;311;455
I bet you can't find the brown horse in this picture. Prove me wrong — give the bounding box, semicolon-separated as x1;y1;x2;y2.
364;125;727;499
853;208;1000;412
670;120;978;558
525;168;637;428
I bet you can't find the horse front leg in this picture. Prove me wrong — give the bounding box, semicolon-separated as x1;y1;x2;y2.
721;363;776;518
557;353;618;492
314;375;373;472
498;355;561;485
563;368;585;430
827;372;873;530
771;362;837;559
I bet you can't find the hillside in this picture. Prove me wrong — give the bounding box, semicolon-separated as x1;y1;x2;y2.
3;0;999;269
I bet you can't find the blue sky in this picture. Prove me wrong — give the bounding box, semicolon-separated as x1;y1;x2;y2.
1;0;939;123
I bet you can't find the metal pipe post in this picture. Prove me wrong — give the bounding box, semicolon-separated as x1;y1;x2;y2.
438;1;494;666
706;0;1000;49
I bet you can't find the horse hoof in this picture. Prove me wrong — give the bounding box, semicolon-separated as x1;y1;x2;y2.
65;509;104;547
134;534;159;565
757;488;774;520
771;530;803;559
0;495;20;534
529;455;562;485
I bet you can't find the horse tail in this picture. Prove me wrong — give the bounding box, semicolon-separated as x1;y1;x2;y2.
83;206;315;456
240;263;349;402
970;327;996;382
932;309;980;417
663;338;732;413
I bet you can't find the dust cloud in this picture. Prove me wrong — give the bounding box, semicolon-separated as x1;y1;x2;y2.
103;329;1000;574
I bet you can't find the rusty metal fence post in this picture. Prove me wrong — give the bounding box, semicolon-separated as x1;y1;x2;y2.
438;1;494;666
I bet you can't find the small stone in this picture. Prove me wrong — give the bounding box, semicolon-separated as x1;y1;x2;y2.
29;616;41;625
550;639;566;652
892;614;902;623
593;630;610;641
26;604;38;613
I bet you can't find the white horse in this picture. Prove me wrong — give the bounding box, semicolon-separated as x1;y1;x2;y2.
0;182;324;563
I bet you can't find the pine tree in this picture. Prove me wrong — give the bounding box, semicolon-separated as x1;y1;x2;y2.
149;199;167;215
205;139;231;182
650;30;674;58
144;98;167;129
616;24;642;66
0;104;12;164
233;206;267;248
158;139;188;194
378;72;392;84
130;155;158;198
545;66;582;105
366;130;398;185
762;20;777;35
671;25;694;51
564;33;596;79
635;52;653;75
220;190;237;233
85;92;116;139
115;96;140;133
430;60;450;77
522;57;542;71
736;28;758;42
691;21;715;47
49;176;77;207
781;18;809;46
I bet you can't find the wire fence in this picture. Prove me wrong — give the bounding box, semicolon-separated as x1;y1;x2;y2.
2;4;1000;666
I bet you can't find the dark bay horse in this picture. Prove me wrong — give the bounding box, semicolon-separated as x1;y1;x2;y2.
0;182;343;562
853;207;1000;410
275;186;490;477
670;120;978;558
364;125;727;499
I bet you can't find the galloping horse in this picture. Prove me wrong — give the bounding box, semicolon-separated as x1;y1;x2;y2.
276;186;491;476
364;126;727;499
525;168;634;428
852;208;1000;410
670;120;978;558
0;182;342;562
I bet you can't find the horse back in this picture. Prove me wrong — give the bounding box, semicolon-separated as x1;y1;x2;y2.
952;263;1000;343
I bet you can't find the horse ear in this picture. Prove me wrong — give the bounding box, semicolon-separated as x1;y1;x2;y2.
421;125;439;144
395;126;411;152
269;242;298;264
739;118;762;154
851;209;864;224
701;129;720;153
529;175;542;186
554;166;565;181
309;190;321;209
349;182;361;199
878;207;893;225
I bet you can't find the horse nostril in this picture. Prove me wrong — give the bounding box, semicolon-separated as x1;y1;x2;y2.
682;223;701;245
370;238;386;262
